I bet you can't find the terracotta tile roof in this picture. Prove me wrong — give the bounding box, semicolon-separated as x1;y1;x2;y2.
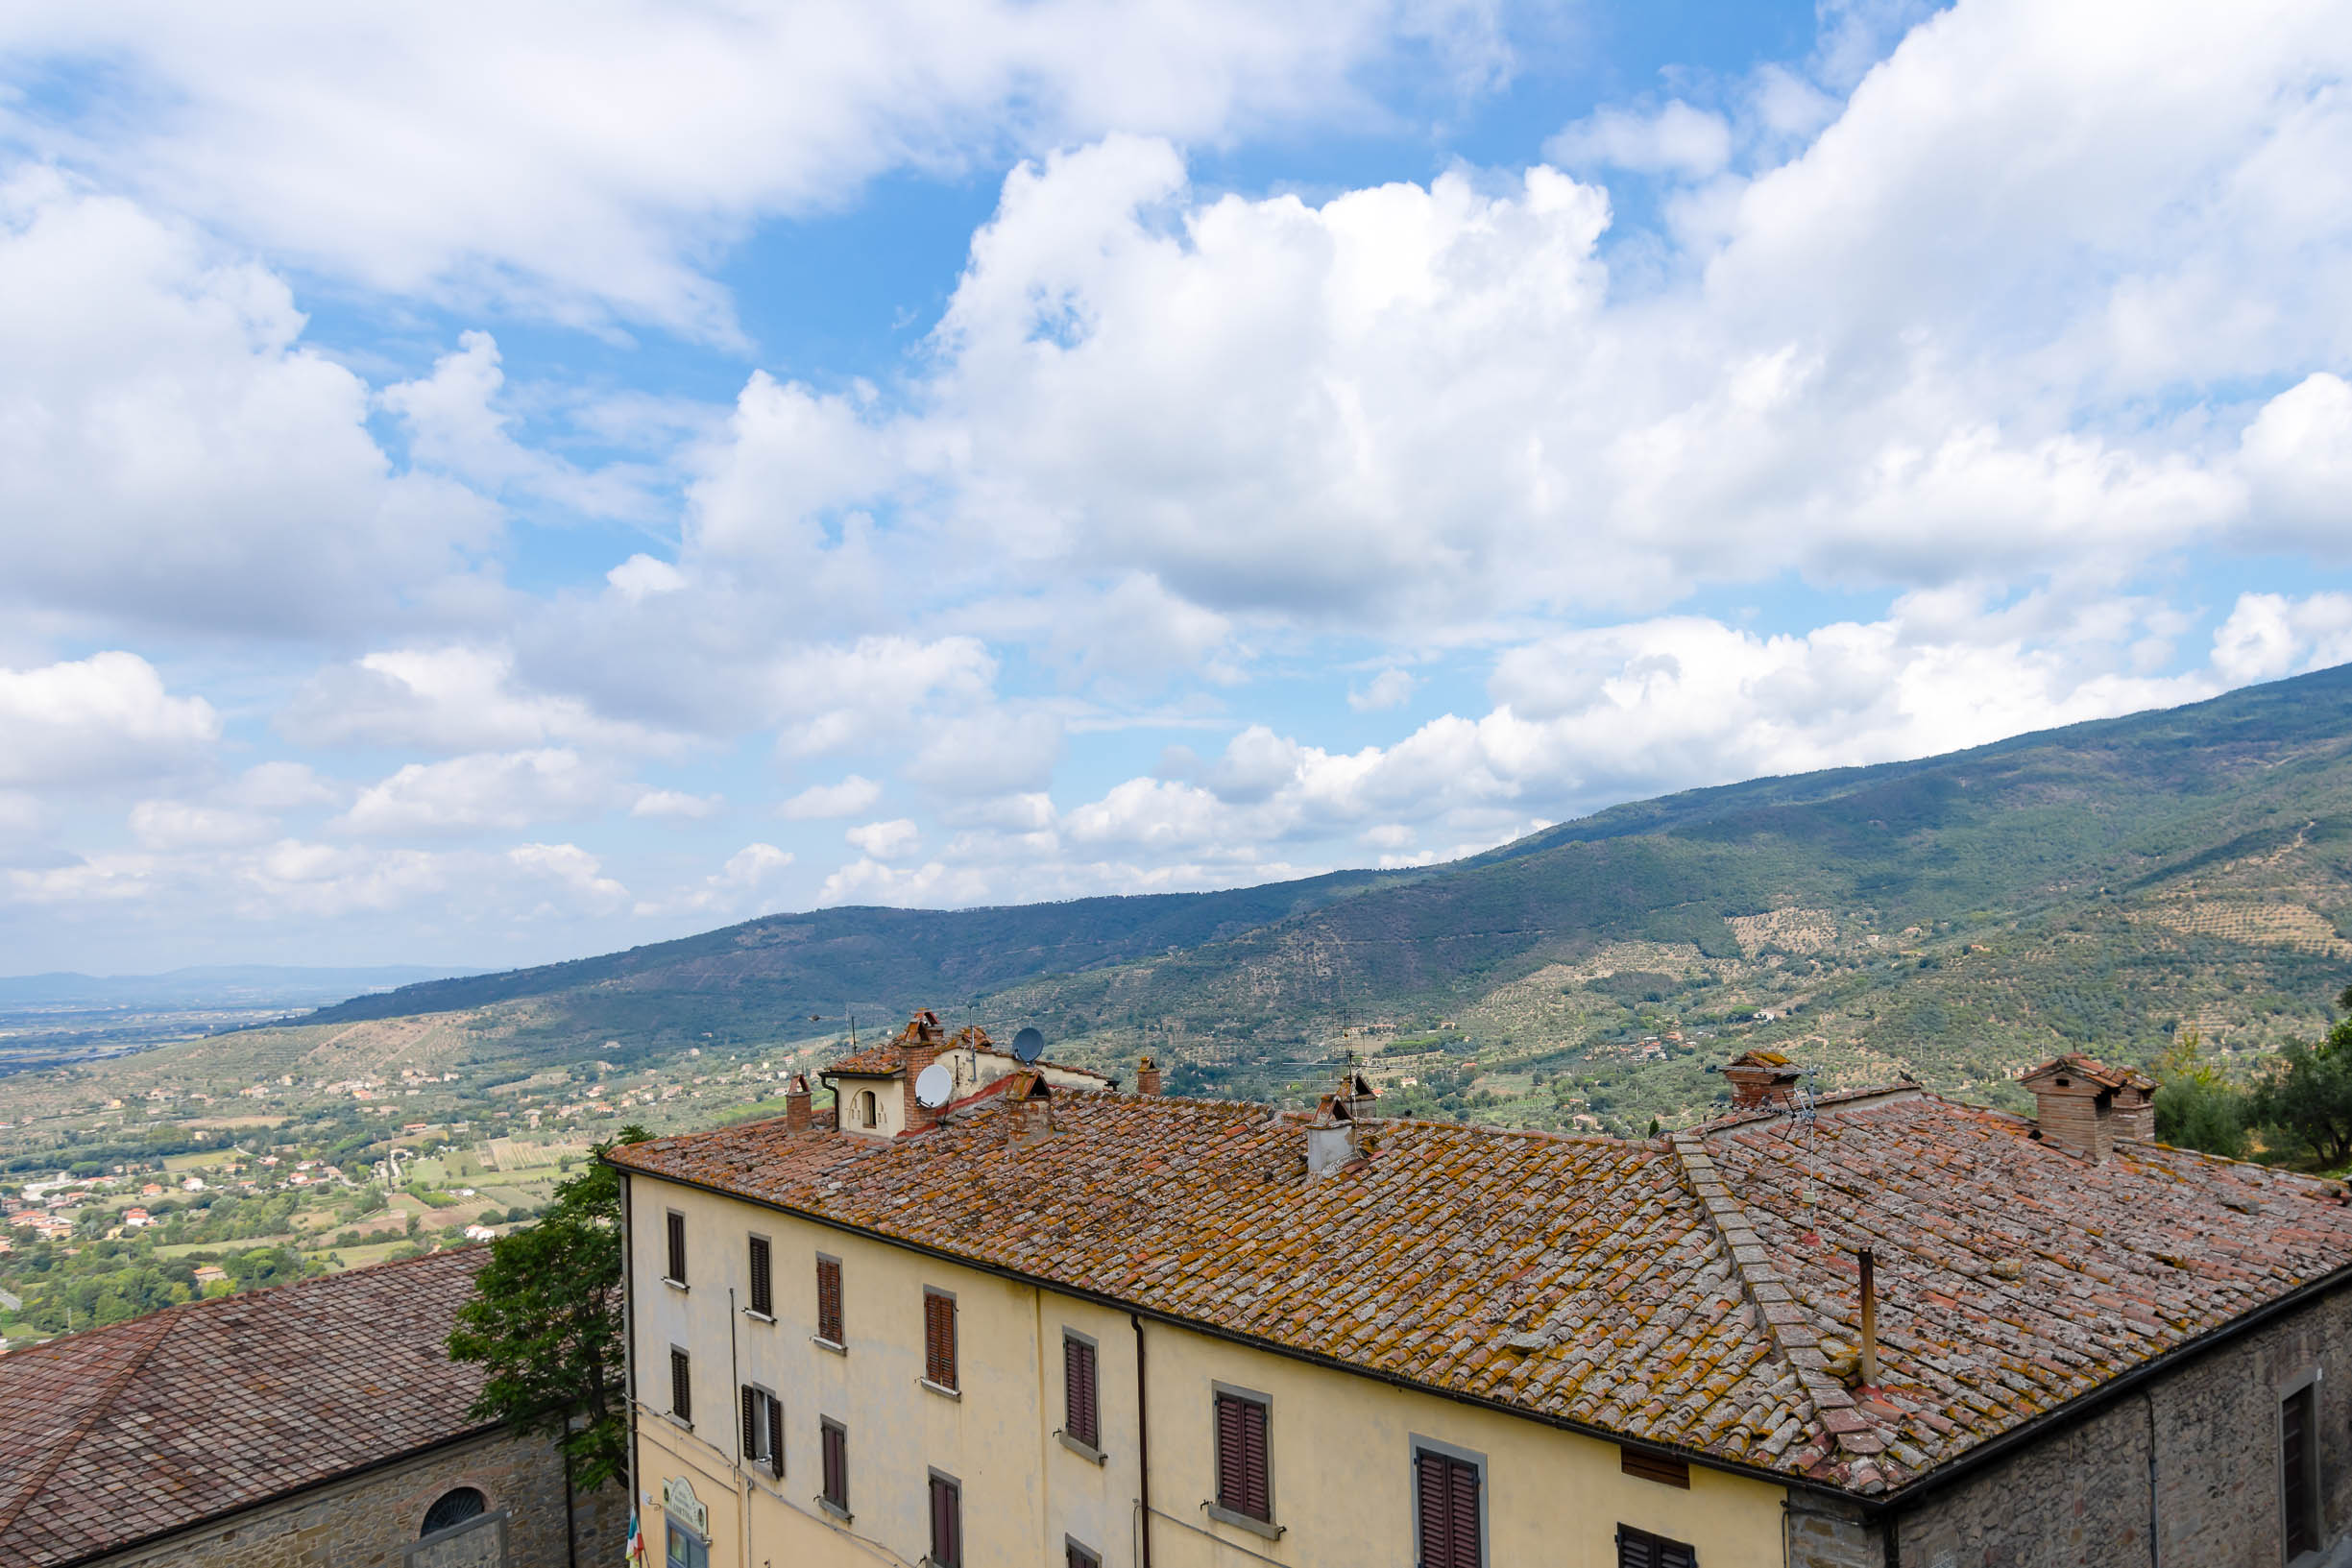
614;1083;2352;1499
1702;1092;2352;1490
0;1249;492;1567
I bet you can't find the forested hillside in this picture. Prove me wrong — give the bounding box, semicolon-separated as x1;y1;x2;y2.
289;663;2352;1130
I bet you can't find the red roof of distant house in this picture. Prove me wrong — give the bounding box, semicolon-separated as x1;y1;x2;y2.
0;1250;491;1568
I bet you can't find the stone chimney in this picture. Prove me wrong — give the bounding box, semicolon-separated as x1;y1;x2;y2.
1334;1067;1380;1122
1307;1069;1380;1178
785;1073;812;1133
1723;1050;1804;1111
2020;1053;2155;1162
1136;1055;1163;1097
902;1012;947;1135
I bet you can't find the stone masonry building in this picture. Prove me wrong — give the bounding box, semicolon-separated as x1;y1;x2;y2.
0;1250;623;1568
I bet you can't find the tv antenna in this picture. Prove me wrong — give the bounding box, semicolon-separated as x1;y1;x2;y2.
1011;1026;1045;1065
914;1061;954;1109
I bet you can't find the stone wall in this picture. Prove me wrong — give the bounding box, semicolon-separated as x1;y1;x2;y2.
91;1427;626;1568
1787;1281;2352;1568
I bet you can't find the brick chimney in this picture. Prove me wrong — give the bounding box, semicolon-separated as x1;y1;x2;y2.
1006;1070;1054;1140
901;1012;947;1135
785;1073;812;1133
1136;1055;1163;1096
2021;1054;2155;1162
1723;1050;1803;1111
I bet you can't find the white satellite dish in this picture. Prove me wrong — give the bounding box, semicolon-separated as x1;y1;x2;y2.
914;1061;954;1108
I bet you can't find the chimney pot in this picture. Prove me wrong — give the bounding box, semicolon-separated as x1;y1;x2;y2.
1137;1055;1163;1097
785;1073;812;1133
1723;1050;1804;1111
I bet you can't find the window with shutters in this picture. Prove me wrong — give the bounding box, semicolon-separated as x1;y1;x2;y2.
927;1472;962;1568
1062;1331;1101;1455
1615;1524;1697;1568
665;1211;688;1286
2284;1382;2319;1559
1414;1446;1482;1568
1209;1387;1275;1533
746;1235;773;1318
815;1255;844;1347
1064;1539;1101;1568
667;1346;691;1423
740;1385;784;1479
819;1418;850;1515
923;1289;958;1391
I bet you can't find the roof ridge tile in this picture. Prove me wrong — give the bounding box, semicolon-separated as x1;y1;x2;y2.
1668;1131;1881;1490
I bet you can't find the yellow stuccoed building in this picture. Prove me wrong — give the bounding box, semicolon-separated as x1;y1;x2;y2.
609;1021;2352;1568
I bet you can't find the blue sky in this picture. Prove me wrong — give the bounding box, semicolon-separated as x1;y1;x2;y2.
1;0;2348;974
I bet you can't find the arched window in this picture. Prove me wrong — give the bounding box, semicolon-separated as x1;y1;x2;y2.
421;1487;488;1536
857;1090;877;1127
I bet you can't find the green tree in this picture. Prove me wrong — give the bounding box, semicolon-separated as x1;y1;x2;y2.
2247;987;2352;1170
2151;1032;2248;1159
448;1126;648;1492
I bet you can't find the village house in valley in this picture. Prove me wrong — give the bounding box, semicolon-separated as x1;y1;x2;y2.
0;1251;621;1568
613;1018;2352;1568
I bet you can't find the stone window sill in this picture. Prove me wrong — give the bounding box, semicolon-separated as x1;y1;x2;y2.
661;1277;688;1292
918;1377;961;1401
817;1498;852;1523
741;1308;774;1324
1203;1504;1282;1540
812;1336;847;1356
1055;1431;1106;1465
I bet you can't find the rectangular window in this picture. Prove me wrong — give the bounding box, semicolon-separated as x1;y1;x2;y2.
820;1419;849;1513
1621;1447;1691;1488
928;1473;962;1568
665;1517;708;1568
667;1346;691;1422
1616;1525;1697;1568
665;1211;688;1285
747;1236;773;1317
923;1289;958;1390
816;1255;844;1345
1214;1390;1272;1522
2284;1383;2318;1558
1416;1448;1480;1568
740;1386;784;1479
1065;1542;1101;1568
1064;1332;1100;1451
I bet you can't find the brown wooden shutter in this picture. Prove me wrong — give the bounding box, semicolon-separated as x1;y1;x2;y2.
1416;1451;1479;1568
1064;1337;1099;1450
747;1236;772;1316
740;1385;758;1461
929;1476;961;1567
2285;1386;2317;1556
1214;1393;1270;1520
816;1256;843;1343
1620;1447;1691;1488
821;1421;847;1508
924;1291;957;1388
1065;1544;1099;1568
1616;1526;1696;1568
668;1347;691;1421
766;1393;786;1480
666;1212;687;1283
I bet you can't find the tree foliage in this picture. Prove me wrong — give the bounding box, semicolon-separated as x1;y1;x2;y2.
2248;987;2352;1170
448;1125;649;1491
2151;1032;2248;1159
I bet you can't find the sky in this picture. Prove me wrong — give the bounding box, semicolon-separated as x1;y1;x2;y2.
2;0;2349;976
